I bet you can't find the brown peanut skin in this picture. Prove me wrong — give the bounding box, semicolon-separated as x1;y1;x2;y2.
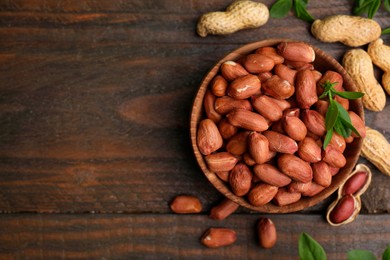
215;96;252;115
204;90;222;123
312;161;332;187
274;63;297;85
200;228;237;248
283;116;307;141
248;183;278;206
298;137;322;163
342;171;368;195
205;152;238;172
262;75;295;99
329;132;346;153
211;75;228;97
273;187;301;206
317;70;343;95
302;182;325;197
252;95;283;122
277;42;315;63
278;154;313;183
226;131;250;155
228;74;261;99
221;61;249;81
257;218;277;249
295;70;318;109
197;119;223;155
301;110;326;137
329;195;355;224
218;119;238;140
229;163;253;196
314;100;329;117
244;54;275;73
264;130;298;154
248;132;270;164
253;163;292;187
322;146;346;168
209;198;239;220
227;109;269;132
256;47;285;64
170;195;202;214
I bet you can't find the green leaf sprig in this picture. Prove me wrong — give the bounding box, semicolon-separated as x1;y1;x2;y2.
319;81;364;149
299;233;390;260
353;0;390;18
382;27;390;34
270;0;315;22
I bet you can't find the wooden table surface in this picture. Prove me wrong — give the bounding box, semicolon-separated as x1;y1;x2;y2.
0;0;389;259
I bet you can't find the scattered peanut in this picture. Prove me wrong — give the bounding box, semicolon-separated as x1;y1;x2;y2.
196;0;269;37
368;38;390;95
257;218;277;249
361;127;390;176
200;228;237;248
170;195;202;214
342;48;386;111
311;15;381;47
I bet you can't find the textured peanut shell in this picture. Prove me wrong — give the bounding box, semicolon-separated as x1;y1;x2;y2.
368;38;390;95
342;49;386;111
197;0;269;37
337;164;372;198
311;15;381;47
361;127;390;176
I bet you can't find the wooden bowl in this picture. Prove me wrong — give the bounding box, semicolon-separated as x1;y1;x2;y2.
190;39;364;213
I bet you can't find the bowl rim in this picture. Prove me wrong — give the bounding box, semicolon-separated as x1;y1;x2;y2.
190;38;364;213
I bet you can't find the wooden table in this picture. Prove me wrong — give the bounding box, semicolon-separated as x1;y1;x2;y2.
0;0;389;259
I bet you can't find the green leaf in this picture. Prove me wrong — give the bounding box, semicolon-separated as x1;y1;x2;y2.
367;0;381;18
382;27;390;35
348;250;376;260
334;119;350;138
334;102;360;136
323;128;333;149
270;0;293;18
293;0;315;22
353;0;374;15
299;233;327;260
325;101;339;131
384;0;390;12
382;245;390;260
332;90;364;99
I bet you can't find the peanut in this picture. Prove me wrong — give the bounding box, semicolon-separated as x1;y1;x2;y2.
328;195;356;224
205;152;238;172
244;54;275;73
197;119;223;155
262;75;295;99
170;195;202;214
228;74;261;99
273;187;301;206
218;119;238;140
255;47;284;64
342;49;386;111
227;109;269;132
226;131;250;155
229;163;253;196
298;137;322;163
263;130;298;154
204;91;222;123
361;127;390;176
301;110;326;137
295;70;318;109
248;131;270;164
257;218;277;249
312;161;332;188
283;116;307;141
247;183;278;206
215;96;252;115
221;61;249;81
277;154;313;183
274;64;296;85
209;198;239;220
197;0;269;37
253;163;292;187
368;38;390;95
200;228;237;248
210;75;228;97
252;95;283;122
311;15;381;47
342;171;368;196
277;42;315;63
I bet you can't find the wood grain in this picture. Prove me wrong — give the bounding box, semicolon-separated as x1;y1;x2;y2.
0;0;388;215
0;214;389;259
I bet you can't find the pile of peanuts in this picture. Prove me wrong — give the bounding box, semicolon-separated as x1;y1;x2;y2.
196;41;366;207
